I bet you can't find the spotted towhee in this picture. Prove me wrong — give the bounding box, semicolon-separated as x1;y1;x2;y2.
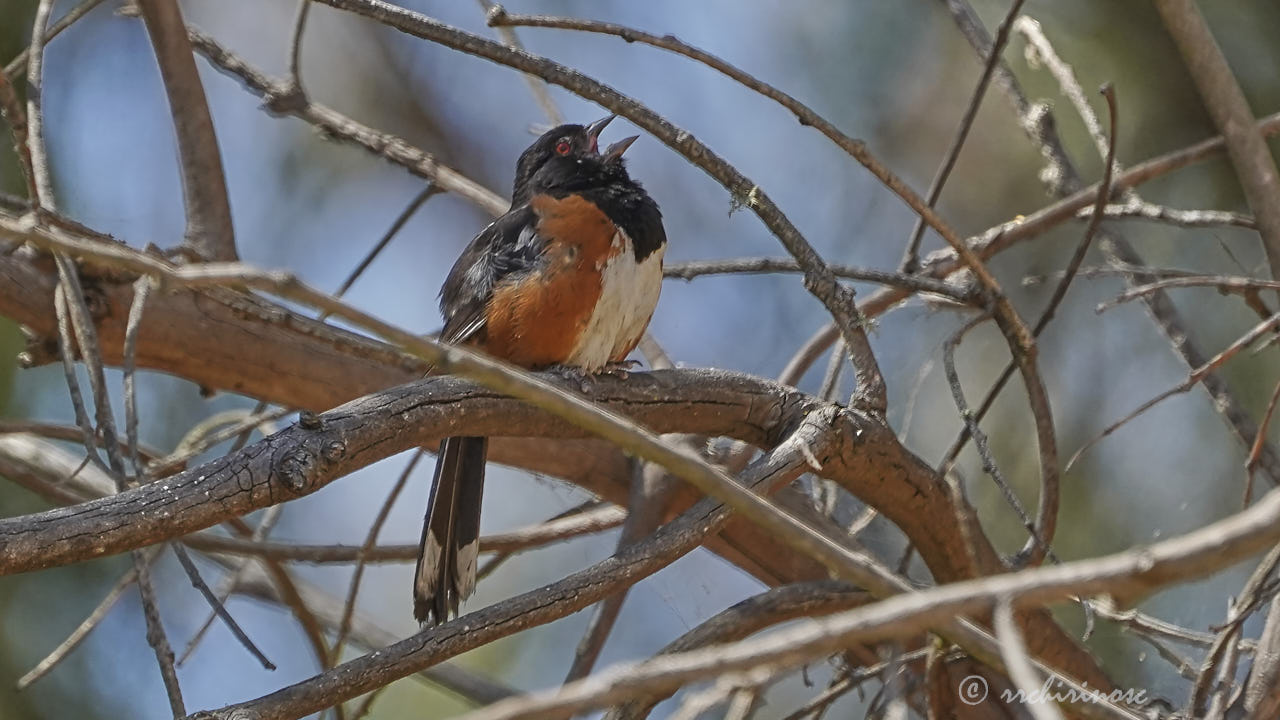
414;116;667;624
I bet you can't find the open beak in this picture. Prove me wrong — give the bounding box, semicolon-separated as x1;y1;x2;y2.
601;135;639;161
584;114;615;152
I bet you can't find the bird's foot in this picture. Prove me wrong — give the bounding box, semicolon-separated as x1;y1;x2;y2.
600;359;642;379
548;364;595;392
547;360;642;390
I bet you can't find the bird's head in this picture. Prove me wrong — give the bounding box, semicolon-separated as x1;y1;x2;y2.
512;115;638;203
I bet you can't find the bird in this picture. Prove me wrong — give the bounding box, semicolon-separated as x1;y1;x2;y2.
413;115;667;624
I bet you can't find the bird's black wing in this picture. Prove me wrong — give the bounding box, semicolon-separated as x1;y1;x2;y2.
438;204;544;344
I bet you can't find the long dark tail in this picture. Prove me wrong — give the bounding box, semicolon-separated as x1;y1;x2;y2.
414;436;487;624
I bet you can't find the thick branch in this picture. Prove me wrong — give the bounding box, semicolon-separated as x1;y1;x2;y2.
0;366;1108;695
0;240;819;587
0;369;800;574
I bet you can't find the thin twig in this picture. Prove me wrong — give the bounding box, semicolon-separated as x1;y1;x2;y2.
938;85;1120;561
1190;543;1280;714
150;408;290;478
664;257;977;304
3;0;107;80
135;550;186;717
332;449;423;661
899;0;1027;273
779;649;931;720
177;506;291;666
286;0;311;93
943;315;1045;562
606;581;871;720
1097;276;1280;313
1079;199;1255;230
15;546;162;690
123;276;153;479
564;456;678;684
1067;312;1280;473
995;598;1066;720
0;69;38;204
477;1;563;125
1243;593;1280;718
329;183;441;303
0;421;163;462
1247;379;1280;505
185;25;507;216
24;0;57;211
171;544;275;670
51;286;108;473
185;504;625;563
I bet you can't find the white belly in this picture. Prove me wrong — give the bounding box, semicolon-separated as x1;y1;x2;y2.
567;229;664;371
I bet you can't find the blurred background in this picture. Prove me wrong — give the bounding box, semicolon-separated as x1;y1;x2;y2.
1;0;1279;717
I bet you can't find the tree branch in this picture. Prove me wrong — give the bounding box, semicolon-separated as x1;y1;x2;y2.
1152;0;1280;278
135;0;238;261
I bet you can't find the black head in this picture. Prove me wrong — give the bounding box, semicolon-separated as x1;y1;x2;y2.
511;115;637;204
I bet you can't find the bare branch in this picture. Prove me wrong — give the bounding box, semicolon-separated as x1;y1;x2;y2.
1152;0;1280;278
24;0;57;211
331;449;422;661
1247;379;1280;505
0;68;38;204
189;435;821;720
1067;312;1280;472
285;0;311;92
1097;275;1280;312
664;257;978;304
1079;199;1255;230
1244;593;1280;718
563;456;670;684
186;25;507;216
438;481;1280;720
185;504;624;562
171;544;275;670
899;0;1027;272
3;0;106;80
605;581;872;720
940;0;1280;490
135;550;186;717
135;0;237;261
15;546;161;690
995;598;1066;720
477;1;563;125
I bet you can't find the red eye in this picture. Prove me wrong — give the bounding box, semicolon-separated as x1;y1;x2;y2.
555;139;571;155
